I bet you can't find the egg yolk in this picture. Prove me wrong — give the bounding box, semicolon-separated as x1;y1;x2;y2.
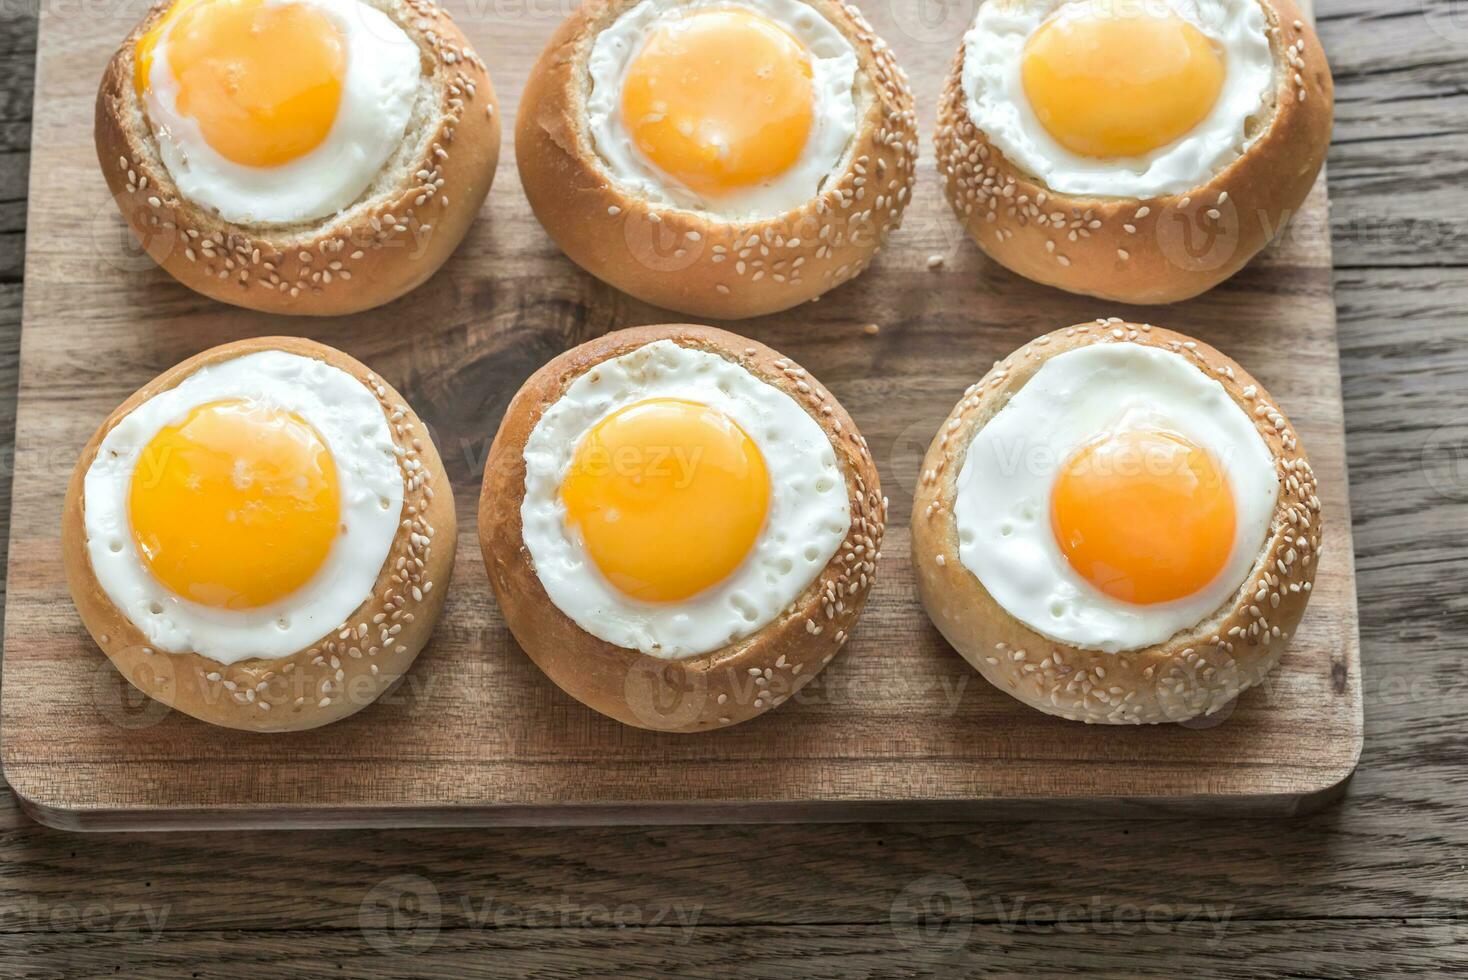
128;399;342;610
1021;6;1225;159
134;0;347;168
619;9;815;196
560;398;771;603
1050;429;1235;606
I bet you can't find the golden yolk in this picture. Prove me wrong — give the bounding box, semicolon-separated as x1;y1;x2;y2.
619;9;815;196
134;0;347;168
560;398;771;603
128;398;341;610
1050;429;1235;606
1021;6;1225;159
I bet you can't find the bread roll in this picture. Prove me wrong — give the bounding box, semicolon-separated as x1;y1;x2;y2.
95;0;501;315
911;321;1321;724
936;0;1332;304
479;323;885;732
63;337;456;731
516;0;918;319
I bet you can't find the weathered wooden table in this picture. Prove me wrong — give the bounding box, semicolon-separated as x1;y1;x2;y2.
0;1;1462;975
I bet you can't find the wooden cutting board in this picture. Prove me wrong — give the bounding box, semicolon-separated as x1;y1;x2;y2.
2;0;1360;829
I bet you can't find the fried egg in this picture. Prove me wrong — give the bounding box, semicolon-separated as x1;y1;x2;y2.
83;350;404;664
135;0;423;224
520;340;850;657
953;342;1279;653
961;0;1275;198
585;0;860;219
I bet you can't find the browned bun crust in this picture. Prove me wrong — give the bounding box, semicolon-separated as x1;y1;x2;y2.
515;0;918;320
95;0;501;316
936;0;1333;304
911;320;1322;725
479;324;885;732
61;337;456;732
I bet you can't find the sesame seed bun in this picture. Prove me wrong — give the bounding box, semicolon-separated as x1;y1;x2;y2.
910;320;1322;725
95;0;501;316
935;0;1333;305
61;337;456;732
478;324;885;732
514;0;918;320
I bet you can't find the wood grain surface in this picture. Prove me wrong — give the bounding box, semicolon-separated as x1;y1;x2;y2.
1;0;1362;827
0;0;1463;976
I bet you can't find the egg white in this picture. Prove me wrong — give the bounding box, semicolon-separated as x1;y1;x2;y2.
141;0;423;225
585;0;860;220
961;0;1275;199
83;350;405;665
952;342;1279;653
520;340;851;659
